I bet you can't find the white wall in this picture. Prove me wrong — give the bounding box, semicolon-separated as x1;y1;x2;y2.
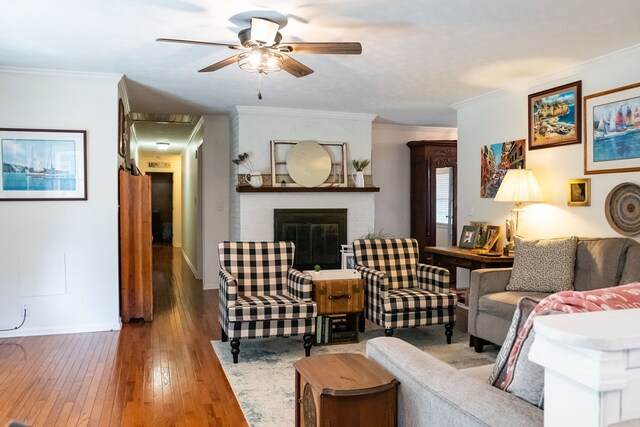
138;152;183;247
181;122;203;278
202;116;230;289
455;45;640;244
372;123;457;238
0;68;121;337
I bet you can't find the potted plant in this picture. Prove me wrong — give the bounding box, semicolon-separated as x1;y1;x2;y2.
351;159;370;188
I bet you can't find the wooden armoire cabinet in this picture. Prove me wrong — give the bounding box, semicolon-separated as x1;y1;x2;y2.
119;169;153;322
407;140;457;261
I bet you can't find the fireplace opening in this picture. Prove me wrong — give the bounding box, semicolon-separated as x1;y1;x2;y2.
274;209;347;271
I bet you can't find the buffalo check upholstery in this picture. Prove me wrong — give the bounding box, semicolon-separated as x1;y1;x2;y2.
218;241;317;363
353;238;457;342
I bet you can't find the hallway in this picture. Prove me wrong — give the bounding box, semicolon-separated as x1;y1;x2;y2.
0;246;246;426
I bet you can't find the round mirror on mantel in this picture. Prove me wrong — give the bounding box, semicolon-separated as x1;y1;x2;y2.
286;140;332;187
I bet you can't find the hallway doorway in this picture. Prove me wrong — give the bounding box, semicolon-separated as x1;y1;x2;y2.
148;172;173;245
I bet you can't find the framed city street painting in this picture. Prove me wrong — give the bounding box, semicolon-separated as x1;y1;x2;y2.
480;139;525;198
529;81;582;150
583;82;640;174
0;128;87;200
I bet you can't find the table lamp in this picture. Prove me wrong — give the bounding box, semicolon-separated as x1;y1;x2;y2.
494;168;544;254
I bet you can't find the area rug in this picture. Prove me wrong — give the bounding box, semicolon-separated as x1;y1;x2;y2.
212;326;498;426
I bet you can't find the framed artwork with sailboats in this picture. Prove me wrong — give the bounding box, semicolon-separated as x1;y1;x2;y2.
0;128;87;200
584;82;640;174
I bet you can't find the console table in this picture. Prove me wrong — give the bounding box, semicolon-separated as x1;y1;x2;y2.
425;246;514;288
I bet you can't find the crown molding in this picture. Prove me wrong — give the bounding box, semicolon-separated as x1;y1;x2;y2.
0;66;121;81
373;122;457;134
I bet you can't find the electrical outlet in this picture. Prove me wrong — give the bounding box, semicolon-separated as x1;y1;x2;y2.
22;304;30;317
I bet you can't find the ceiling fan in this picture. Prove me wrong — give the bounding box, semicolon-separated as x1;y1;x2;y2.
157;17;362;78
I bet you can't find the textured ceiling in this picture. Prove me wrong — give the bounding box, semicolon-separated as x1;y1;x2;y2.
2;0;640;152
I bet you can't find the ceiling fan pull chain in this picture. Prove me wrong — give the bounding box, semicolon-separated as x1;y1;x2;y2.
257;72;263;100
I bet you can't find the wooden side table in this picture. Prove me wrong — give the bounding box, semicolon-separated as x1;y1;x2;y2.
307;270;364;345
294;353;398;427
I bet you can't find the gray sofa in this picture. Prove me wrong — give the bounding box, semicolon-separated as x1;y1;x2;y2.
366;336;543;426
469;237;640;351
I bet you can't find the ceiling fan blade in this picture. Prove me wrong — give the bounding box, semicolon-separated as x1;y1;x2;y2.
281;54;314;78
279;42;362;55
198;55;240;73
156;37;243;50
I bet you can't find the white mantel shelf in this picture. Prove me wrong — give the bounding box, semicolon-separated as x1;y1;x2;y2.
236;185;380;193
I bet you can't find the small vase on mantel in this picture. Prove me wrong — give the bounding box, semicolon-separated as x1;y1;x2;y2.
353;171;365;188
245;172;263;188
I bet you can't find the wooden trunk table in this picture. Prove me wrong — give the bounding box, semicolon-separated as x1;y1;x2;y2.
307;269;364;345
294;353;398;427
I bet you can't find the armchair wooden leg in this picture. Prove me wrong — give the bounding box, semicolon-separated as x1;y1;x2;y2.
221;328;228;342
444;323;453;344
384;328;394;337
230;338;240;364
303;334;313;357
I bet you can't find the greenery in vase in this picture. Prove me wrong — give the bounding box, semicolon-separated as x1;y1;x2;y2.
352;159;370;172
314;264;321;272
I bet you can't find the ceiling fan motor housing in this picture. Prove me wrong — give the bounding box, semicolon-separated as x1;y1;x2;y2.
238;28;282;48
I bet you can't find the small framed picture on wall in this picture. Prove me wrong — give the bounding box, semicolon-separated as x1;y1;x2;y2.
567;178;590;207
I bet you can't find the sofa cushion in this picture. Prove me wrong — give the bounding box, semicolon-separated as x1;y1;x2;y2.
506;236;578;293
479;291;549;320
574;238;637;291
383;288;457;312
619;244;640;286
488;296;539;389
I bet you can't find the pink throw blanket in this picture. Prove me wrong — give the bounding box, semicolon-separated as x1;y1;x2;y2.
501;282;640;390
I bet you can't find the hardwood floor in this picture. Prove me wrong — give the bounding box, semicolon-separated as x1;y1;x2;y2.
0;246;247;426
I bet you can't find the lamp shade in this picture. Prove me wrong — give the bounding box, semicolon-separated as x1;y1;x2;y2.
494;169;544;203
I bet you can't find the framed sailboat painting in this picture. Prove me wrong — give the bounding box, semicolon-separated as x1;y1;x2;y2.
0;128;87;200
584;82;640;174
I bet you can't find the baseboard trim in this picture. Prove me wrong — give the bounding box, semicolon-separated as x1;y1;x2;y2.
0;321;122;338
181;248;201;279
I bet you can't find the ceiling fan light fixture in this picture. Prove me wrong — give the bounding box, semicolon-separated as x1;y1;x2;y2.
238;48;283;74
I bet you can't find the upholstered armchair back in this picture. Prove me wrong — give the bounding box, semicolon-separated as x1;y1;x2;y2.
353;238;419;289
218;241;295;296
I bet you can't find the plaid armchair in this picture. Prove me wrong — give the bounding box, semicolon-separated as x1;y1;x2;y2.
218;241;317;363
353;238;457;343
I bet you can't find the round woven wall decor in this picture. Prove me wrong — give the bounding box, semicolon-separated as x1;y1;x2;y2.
604;182;640;236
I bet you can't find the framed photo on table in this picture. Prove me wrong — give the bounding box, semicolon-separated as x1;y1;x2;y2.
483;225;501;251
0;128;87;201
459;225;480;249
583;82;640;174
528;81;582;150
